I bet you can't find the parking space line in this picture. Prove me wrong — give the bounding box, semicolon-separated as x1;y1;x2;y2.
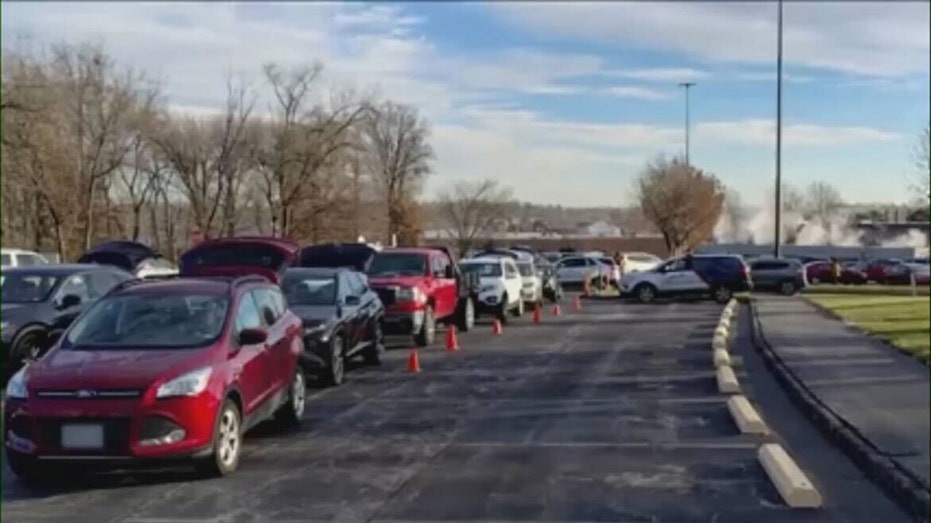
451;441;760;450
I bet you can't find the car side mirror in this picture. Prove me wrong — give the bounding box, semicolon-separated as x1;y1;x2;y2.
262;307;276;326
345;295;361;306
238;327;268;346
59;294;82;310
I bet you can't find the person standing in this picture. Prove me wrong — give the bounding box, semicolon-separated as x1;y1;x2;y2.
831;257;842;285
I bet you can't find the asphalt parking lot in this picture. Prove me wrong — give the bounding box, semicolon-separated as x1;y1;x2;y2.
1;297;913;523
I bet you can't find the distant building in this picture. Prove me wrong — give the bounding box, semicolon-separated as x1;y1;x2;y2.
578;221;622;237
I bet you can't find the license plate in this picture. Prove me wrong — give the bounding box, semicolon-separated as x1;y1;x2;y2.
61;424;104;449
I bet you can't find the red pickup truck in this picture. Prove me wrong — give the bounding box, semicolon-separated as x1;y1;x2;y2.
365;247;478;346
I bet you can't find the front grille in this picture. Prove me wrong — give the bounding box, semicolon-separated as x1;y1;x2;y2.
35;389;142;399
36;417;132;454
139;415;181;440
373;286;397;306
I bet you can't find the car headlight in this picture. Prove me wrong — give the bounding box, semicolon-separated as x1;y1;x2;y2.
156;367;212;399
397;287;425;303
6;368;28;399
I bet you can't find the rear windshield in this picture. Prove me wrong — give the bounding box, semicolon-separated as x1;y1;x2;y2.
517;263;534;277
461;263;502;277
64;294;230;349
367;253;427;277
181;244;287;272
281;274;337;305
1;273;60;303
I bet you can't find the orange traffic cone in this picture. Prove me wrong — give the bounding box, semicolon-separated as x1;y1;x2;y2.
445;326;459;351
552;304;561;316
533;304;542;324
572;296;582;311
492;318;503;335
407;350;421;373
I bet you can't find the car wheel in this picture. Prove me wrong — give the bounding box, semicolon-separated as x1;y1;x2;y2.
512;296;524;317
325;335;346;386
456;298;475;333
712;285;733;304
275;367;306;427
196;399;242;477
363;321;385;365
10;329;45;373
634;283;657;304
779;281;797;296
415;306;436;346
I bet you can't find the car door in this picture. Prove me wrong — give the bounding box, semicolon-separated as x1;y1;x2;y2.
349;272;378;345
750;261;776;287
251;287;290;393
230;290;274;416
432;253;458;318
556;258;585;283
660;258;698;293
336;272;363;350
503;261;522;305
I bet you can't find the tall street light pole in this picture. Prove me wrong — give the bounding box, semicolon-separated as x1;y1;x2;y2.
679;82;695;167
774;0;784;258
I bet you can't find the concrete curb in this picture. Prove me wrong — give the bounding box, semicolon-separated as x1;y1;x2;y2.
716;365;740;394
748;298;931;522
713;348;731;367
727;395;768;435
758;443;823;508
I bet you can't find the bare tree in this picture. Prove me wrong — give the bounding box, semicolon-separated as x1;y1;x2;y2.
803;181;845;228
914;125;930;207
359;101;433;242
438;179;513;257
636;155;724;253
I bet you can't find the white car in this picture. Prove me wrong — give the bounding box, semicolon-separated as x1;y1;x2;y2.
554;256;609;285
618;254;751;304
135;257;179;279
459;257;525;321
1;248;49;268
619;252;663;275
515;259;543;306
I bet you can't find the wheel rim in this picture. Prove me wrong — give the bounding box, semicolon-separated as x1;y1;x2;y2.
292;372;306;417
18;335;40;365
782;283;793;294
332;338;344;381
639;287;654;302
217;408;240;467
715;288;729;301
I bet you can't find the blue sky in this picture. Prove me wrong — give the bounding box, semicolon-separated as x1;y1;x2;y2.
2;1;928;207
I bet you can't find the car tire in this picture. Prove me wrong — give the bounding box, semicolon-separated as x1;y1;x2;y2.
415;306;436;347
711;285;733;304
275;367;306;427
779;281;797;296
195;399;242;478
9;328;45;374
456;297;475;333
363;320;385;365
324;334;346;386
512;295;524;317
634;283;657;304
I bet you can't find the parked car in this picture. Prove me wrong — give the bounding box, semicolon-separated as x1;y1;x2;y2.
458;257;524;322
749;258;806;295
1;264;135;375
364;247;478;346
514;259;542;307
864;258;905;284
905;263;931;285
77;241;177;280
1;249;49;268
282;266;384;386
804;261;866;285
179;236;299;284
619;254;752;304
554;256;607;286
618;252;663;275
3;265;306;483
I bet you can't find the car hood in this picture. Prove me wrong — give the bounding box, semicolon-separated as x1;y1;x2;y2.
367;275;424;288
290;304;338;323
25;348;211;391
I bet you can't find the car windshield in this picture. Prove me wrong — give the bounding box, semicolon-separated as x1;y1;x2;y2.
64;294;229;349
461;263;502;277
282;274;337;305
367;253;427;277
517;263;534;277
1;273;59;303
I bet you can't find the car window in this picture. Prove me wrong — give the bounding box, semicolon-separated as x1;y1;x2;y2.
461;263;503;277
433;254;451;278
367;252;427;277
752;261;788;271
664;258;689;272
347;272;367;296
1;273;60;303
234;292;263;334
281;273;337;305
560;258;586;269
88;271;124;296
269;286;288;314
16;254;39;266
504;262;518;278
57;274;92;304
517;262;534;277
252;287;282;325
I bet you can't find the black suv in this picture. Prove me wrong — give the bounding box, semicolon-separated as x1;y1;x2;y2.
1;264;135;374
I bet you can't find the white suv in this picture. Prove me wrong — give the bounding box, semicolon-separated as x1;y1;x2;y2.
459;257;525;322
1;249;49;268
619;254;751;304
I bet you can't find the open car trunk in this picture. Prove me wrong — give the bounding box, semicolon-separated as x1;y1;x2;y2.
78;241;161;273
179;236;299;284
297;243;376;272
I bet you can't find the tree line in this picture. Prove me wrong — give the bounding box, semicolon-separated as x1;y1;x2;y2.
1;41;433;261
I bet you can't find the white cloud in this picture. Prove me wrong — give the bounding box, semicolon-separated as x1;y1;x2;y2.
603;86;670;100
695;119;901;147
489;2;930;78
609;67;709;83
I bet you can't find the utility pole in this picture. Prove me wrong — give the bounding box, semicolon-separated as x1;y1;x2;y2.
774;0;784;257
678;82;695;167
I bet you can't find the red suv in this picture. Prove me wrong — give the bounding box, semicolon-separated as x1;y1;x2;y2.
3;237;305;483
